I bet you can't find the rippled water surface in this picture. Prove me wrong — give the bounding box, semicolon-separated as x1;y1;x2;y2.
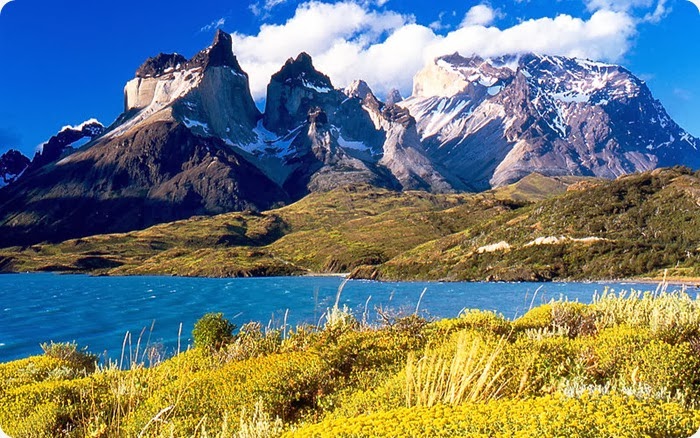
0;274;691;362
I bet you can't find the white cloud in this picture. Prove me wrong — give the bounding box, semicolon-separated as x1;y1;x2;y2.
232;1;409;97
461;4;498;27
231;1;642;101
584;0;668;22
250;0;288;17
427;10;636;63
200;18;226;33
0;0;14;15
686;0;700;12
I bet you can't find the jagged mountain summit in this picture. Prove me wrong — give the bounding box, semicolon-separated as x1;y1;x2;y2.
0;150;30;188
0;31;286;247
31;119;105;169
401;53;700;189
255;53;461;196
0;31;698;247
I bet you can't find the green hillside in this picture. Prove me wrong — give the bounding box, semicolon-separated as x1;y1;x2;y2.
1;167;699;282
356;167;700;282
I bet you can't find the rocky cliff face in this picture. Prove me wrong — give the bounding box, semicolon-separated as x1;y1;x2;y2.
255;57;458;196
31;119;105;169
0;150;30;188
401;53;700;189
0;31;285;247
378;105;461;193
120;29;260;146
3;33;699;247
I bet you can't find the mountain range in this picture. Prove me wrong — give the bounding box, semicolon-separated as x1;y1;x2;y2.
0;29;698;247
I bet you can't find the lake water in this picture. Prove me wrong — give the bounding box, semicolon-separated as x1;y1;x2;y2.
0;274;692;364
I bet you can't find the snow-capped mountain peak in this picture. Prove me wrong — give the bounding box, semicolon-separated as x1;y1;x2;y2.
401;52;700;189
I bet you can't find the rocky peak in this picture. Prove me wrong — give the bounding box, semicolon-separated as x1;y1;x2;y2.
385;89;403;106
382;105;415;129
189;29;245;73
32;119;105;168
135;53;188;79
307;107;329;126
403;51;700;190
264;53;343;134
413;53;517;98
0;149;30;188
272;52;333;90
134;31;245;80
344;80;374;100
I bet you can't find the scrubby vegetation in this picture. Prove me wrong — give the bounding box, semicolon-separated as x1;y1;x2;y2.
2;289;700;437
2;168;700;282
359;167;700;282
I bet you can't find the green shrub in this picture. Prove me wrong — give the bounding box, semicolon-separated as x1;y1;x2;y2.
40;341;97;373
513;304;553;332
0;356;73;394
628;339;700;402
192;312;236;351
0;377;106;438
585;325;652;382
497;335;586;398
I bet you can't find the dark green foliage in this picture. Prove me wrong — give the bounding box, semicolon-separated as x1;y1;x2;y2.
374;168;700;282
192;313;236;351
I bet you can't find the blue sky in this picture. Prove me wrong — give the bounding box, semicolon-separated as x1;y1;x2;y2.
1;0;699;158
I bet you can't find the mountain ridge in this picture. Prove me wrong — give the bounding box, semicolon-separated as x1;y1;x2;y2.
1;167;699;283
0;32;698;247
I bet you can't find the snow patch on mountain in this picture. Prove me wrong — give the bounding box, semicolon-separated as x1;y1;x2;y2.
236;121;299;158
60;118;104;136
303;80;332;93
337;133;370;151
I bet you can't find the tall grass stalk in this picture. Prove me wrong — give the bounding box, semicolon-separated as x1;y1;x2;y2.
415;288;427;315
236;400;284;438
405;333;506;408
593;288;700;339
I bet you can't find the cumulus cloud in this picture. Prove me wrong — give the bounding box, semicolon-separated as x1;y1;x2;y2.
427;10;635;62
232;1;409;97
231;1;641;101
461;4;499;27
585;0;668;22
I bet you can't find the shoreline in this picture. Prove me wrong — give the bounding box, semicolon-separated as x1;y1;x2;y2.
5;269;700;288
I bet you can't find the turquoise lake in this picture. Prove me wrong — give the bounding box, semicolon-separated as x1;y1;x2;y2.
0;274;692;363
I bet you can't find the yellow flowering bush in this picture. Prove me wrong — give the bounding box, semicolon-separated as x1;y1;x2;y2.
286;395;700;438
425;309;511;341
2;290;700;437
0;355;72;393
124;351;329;436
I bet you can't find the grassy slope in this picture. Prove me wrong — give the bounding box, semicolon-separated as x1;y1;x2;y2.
0;185;509;277
2;168;699;282
356;167;700;282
